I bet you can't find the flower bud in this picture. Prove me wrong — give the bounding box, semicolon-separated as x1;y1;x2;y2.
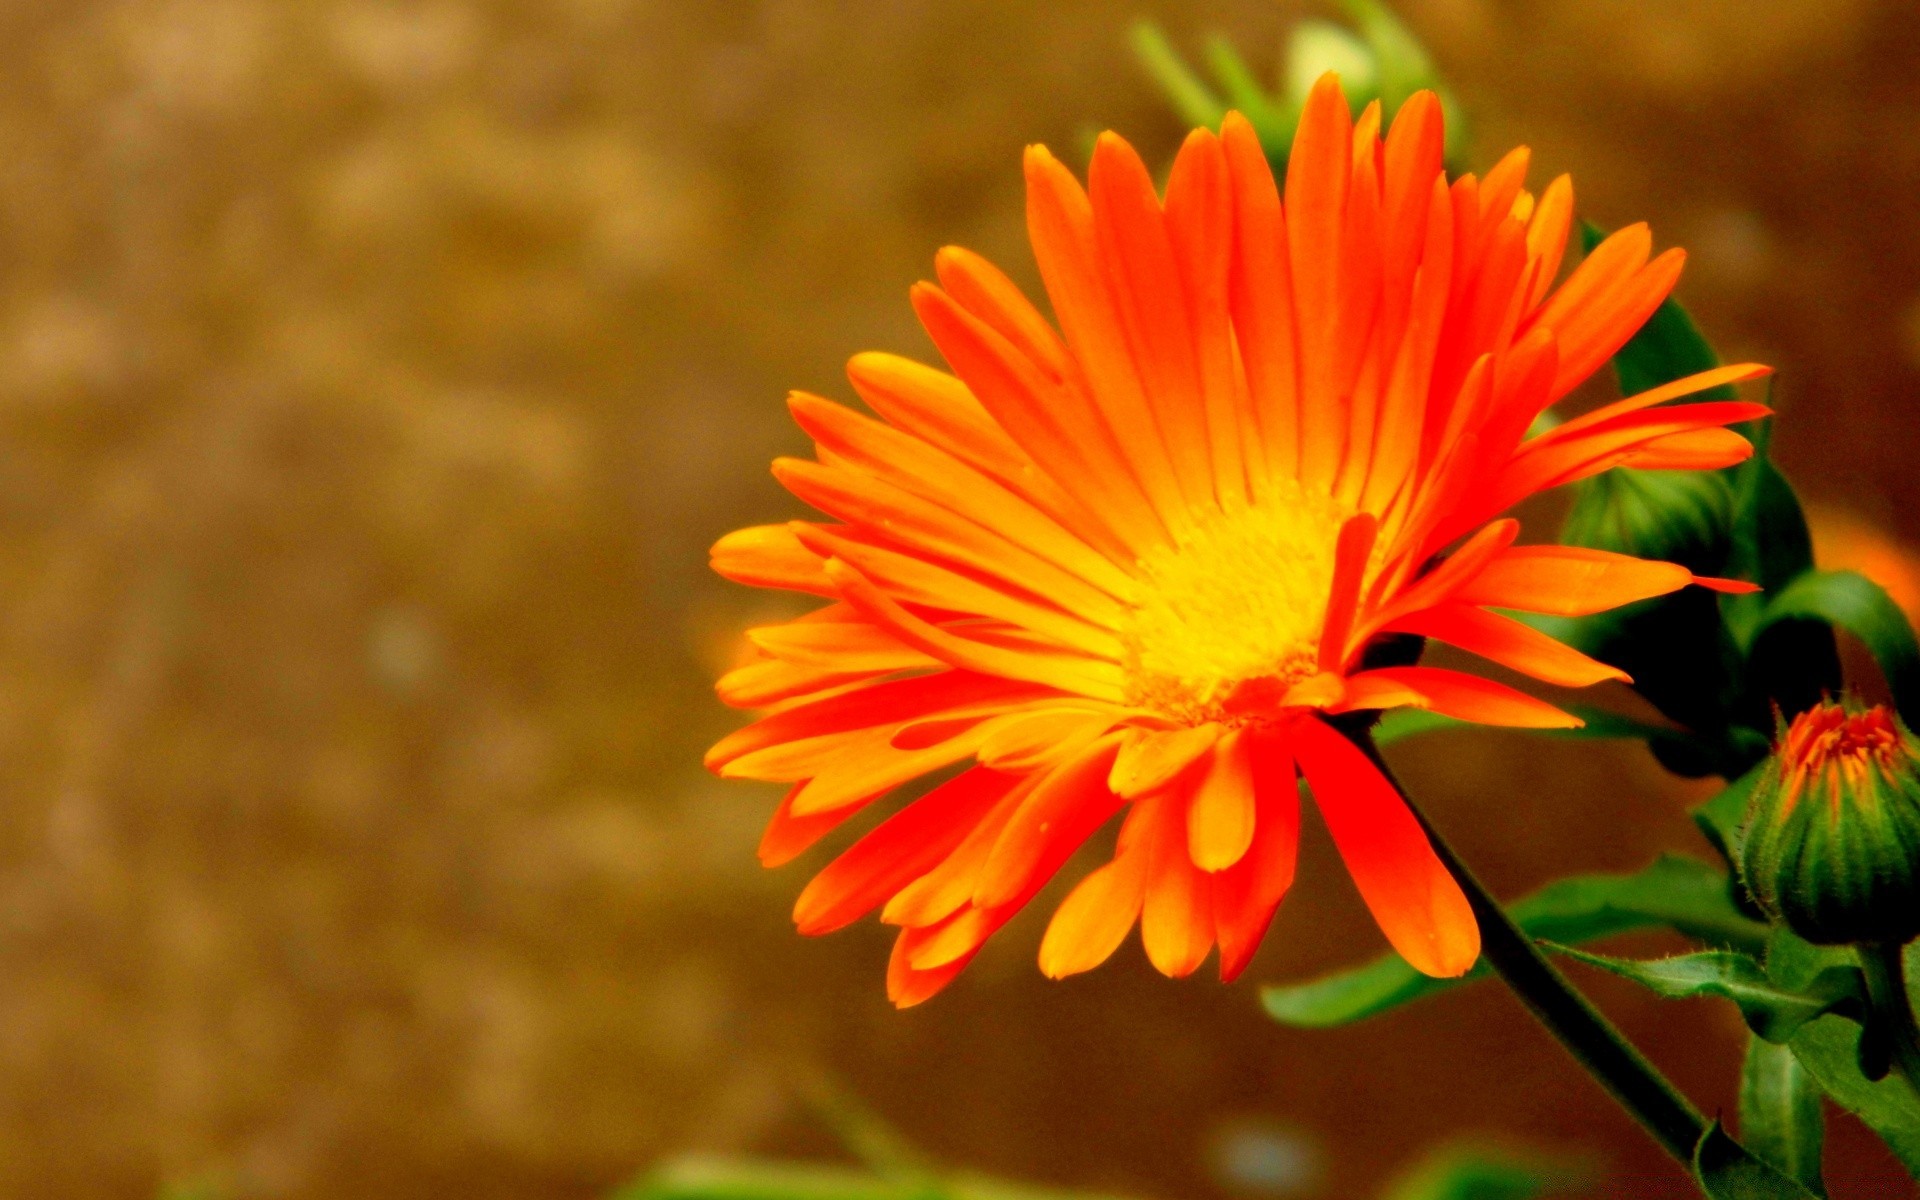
1561;467;1733;576
1738;700;1920;946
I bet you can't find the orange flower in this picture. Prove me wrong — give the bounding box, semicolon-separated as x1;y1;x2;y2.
707;75;1768;1006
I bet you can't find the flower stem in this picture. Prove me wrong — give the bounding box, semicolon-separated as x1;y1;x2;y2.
1858;940;1920;1093
1356;732;1709;1166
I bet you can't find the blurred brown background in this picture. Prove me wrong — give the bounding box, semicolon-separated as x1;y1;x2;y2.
0;0;1917;1196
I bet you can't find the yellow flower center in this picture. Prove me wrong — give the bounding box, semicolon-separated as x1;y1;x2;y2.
1119;479;1372;725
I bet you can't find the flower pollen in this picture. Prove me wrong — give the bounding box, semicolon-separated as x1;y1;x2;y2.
1120;479;1368;725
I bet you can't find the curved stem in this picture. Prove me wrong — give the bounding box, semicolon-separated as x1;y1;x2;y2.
1858;940;1920;1093
1355;732;1709;1165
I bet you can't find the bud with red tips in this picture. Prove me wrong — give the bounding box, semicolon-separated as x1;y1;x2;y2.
1738;699;1920;946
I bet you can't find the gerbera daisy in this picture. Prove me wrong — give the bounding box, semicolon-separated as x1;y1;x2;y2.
707;74;1768;1006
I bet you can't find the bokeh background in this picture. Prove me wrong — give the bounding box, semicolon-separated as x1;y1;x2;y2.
0;0;1918;1196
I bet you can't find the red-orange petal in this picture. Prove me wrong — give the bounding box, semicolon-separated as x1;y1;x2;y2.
1293;717;1479;978
793;767;1022;934
1334;665;1583;729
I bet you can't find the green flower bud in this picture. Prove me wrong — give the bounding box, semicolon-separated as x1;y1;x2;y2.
1561;466;1734;577
1738;700;1920;946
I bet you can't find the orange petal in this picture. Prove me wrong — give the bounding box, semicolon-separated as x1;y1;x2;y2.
717;658;886;709
1321;512;1379;671
759;784;858;868
1164;127;1247;511
711;524;834;596
845;351;1134;566
1109;723;1221;798
824;557;1126;700
793;767;1022;934
886;919;978;1007
1359;176;1453;516
706;670;1042;773
1382;603;1629;688
1618;426;1756;471
1288;73;1355;493
883;775;1035;928
1292;717;1478;977
1524;174;1573;308
1545;363;1771;443
1548;249;1686;399
1088;131;1214;514
1451;544;1697;616
1139;795;1216;978
1187;729;1257;872
787;391;1136;601
1027;143;1192;534
1038;835;1151;979
908;903;1005;970
1212;729;1302;981
912;282;1168;554
974;735;1126;909
1334;666;1582;729
775;456;1128;631
748;617;931;672
1278;670;1346;710
1493;400;1767;505
933;244;1075;381
977;708;1116;772
1357;517;1520;643
788;724;998;816
793;524;1121;660
1221;111;1298;489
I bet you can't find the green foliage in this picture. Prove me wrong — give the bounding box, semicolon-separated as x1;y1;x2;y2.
1377;1143;1563;1200
1128;23;1226;130
1130;1;1465;173
1788;1014;1920;1176
617;1159;1137;1200
1551;223;1804;771
1547;945;1865;1043
1739;1037;1827;1195
1691;765;1761;866
1691;1121;1822;1199
1743;570;1920;727
619;1090;1130;1200
1262;855;1765;1027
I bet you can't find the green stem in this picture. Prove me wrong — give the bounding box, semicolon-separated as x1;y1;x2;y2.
1858;940;1920;1093
1356;732;1709;1166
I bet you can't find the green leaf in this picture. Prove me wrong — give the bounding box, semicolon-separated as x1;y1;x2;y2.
1692;1121;1822;1199
1263;855;1765;1027
1739;1036;1827;1195
617;1160;1138;1200
616;1159;934;1200
1377;1144;1558;1200
1726;418;1818;600
1202;35;1290;139
1339;0;1432;108
1788;1014;1920;1176
1371;707;1467;746
1745;569;1920;727
1371;702;1705;754
1691;764;1763;867
1549;946;1865;1043
1128;22;1225;129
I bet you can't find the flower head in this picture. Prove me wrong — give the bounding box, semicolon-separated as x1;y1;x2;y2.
708;74;1768;1006
1739;700;1920;946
